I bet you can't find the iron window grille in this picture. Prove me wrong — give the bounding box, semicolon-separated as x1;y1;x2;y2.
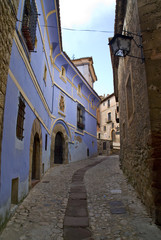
16;95;26;140
22;0;38;51
77;104;85;130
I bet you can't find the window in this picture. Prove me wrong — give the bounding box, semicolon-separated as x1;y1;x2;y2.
77;104;85;130
43;64;47;84
78;84;81;95
112;122;114;128
91;99;94;108
61;66;66;78
103;142;106;150
103;102;105;106
87;148;89;156
107;99;110;107
104;126;106;131
108;112;111;121
16;94;25;140
35;36;38;50
45;134;47;151
98;133;100;139
22;0;38;51
117;106;119;112
126;75;133;120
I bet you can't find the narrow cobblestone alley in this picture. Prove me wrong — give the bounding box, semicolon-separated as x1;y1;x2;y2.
0;155;161;240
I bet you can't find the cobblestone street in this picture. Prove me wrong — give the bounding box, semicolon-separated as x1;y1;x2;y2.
0;155;161;240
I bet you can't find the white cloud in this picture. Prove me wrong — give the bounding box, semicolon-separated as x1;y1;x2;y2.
59;0;115;27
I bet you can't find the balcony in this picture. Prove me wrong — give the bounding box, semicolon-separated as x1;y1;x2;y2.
105;118;112;124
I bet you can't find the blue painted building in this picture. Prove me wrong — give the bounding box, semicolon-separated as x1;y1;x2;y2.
0;0;100;225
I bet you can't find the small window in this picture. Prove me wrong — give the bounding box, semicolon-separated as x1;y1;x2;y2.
61;66;66;78
104;126;106;131
43;64;47;84
77;104;85;130
16;94;25;140
35;36;38;50
108;112;111;121
78;84;81;95
112;122;114;128
91;99;94;108
87;148;89;156
45;134;47;151
103;102;105;106
98;133;100;139
107;99;110;107
117;106;119;112
11;178;19;204
21;0;38;51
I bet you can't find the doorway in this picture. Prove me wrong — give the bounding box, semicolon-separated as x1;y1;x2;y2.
32;133;40;182
54;132;64;164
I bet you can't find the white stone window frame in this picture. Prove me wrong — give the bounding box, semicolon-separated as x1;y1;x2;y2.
60;66;67;83
77;84;82;97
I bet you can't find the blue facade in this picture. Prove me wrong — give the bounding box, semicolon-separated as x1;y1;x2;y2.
0;0;100;226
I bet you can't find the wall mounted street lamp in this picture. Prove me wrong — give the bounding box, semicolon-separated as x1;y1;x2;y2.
109;32;145;63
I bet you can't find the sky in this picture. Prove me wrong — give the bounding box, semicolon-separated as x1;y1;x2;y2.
59;0;116;96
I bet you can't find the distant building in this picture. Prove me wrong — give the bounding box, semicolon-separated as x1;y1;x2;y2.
0;0;100;227
110;0;161;225
97;93;120;154
72;57;97;88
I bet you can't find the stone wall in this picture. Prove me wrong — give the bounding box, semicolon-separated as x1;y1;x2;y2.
114;0;161;224
116;0;152;217
0;0;19;183
137;0;161;224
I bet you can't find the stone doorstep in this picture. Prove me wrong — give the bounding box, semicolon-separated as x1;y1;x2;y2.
64;216;89;227
64;227;92;240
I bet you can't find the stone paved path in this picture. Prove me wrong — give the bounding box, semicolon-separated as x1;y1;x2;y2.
0;155;161;240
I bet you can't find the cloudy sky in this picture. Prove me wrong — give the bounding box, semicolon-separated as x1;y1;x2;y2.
59;0;116;96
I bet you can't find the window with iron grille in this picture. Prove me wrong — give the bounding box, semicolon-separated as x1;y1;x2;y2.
16;95;26;140
22;0;38;51
77;104;85;130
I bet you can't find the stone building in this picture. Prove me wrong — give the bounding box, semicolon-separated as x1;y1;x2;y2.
110;0;161;224
97;93;120;155
0;0;100;227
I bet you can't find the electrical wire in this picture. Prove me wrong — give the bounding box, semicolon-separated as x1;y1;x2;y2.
41;25;114;34
7;1;114;35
